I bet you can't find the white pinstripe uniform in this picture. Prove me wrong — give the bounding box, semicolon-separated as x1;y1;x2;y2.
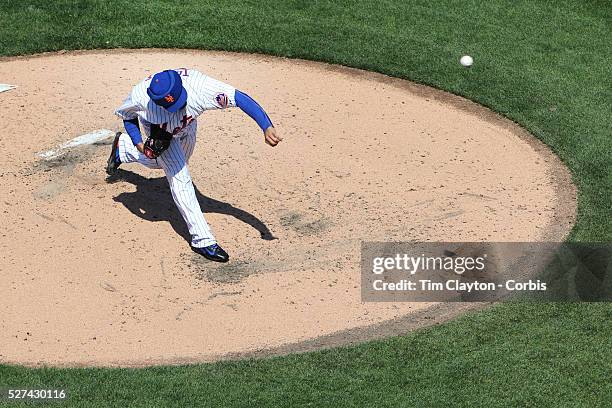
114;68;237;248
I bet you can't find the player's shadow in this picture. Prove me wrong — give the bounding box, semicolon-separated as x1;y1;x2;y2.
111;169;277;242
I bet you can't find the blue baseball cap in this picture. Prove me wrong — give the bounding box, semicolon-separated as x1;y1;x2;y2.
147;70;188;112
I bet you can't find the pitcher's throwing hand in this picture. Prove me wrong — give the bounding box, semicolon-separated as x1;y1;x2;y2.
264;126;282;146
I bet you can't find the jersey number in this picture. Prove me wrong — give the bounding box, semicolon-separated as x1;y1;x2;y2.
145;68;189;81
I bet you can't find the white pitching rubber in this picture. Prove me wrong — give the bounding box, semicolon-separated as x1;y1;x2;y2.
37;129;116;159
0;84;17;93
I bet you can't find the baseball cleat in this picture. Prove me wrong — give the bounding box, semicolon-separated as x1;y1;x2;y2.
191;243;229;263
106;132;122;175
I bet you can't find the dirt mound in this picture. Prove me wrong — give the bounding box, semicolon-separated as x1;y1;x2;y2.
0;50;575;367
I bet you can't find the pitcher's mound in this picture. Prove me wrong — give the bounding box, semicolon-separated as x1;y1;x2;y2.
0;50;575;367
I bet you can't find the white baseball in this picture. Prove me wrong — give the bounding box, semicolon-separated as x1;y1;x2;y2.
460;55;473;67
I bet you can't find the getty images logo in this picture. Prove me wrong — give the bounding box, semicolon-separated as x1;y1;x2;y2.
372;253;487;276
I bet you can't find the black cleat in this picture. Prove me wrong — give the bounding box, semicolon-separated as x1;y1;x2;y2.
191;243;230;263
106;132;122;175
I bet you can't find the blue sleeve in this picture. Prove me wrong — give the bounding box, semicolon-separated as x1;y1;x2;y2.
235;90;273;132
123;118;143;145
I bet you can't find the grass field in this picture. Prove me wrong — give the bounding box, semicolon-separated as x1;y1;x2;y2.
1;0;610;406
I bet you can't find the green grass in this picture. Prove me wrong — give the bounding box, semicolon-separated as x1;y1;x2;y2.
0;0;610;406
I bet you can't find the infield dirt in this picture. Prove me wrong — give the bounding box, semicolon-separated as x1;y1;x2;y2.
0;50;575;367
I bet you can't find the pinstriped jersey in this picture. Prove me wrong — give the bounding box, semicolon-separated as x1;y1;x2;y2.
114;68;236;136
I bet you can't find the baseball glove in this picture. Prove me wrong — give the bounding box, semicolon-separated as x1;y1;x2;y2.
143;125;172;159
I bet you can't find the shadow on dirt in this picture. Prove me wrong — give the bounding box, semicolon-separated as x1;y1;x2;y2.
110;169;276;243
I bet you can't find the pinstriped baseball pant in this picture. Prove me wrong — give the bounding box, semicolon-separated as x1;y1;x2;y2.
117;120;216;248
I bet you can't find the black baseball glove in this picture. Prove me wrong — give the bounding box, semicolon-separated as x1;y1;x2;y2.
143;125;172;159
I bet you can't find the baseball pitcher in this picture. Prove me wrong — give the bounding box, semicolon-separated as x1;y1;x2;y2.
107;68;281;262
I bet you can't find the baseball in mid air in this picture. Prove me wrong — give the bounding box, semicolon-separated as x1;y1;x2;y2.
460;55;473;67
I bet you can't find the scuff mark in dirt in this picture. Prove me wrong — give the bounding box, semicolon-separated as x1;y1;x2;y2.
208;291;243;300
33;180;66;200
193;259;259;284
100;282;118;293
57;216;78;230
459;192;498;201
184;252;287;284
184;243;345;284
279;210;330;236
35;211;77;229
223;303;238;311
30;136;114;200
31;159;76;200
36;212;55;222
175;306;192;321
35;145;98;171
